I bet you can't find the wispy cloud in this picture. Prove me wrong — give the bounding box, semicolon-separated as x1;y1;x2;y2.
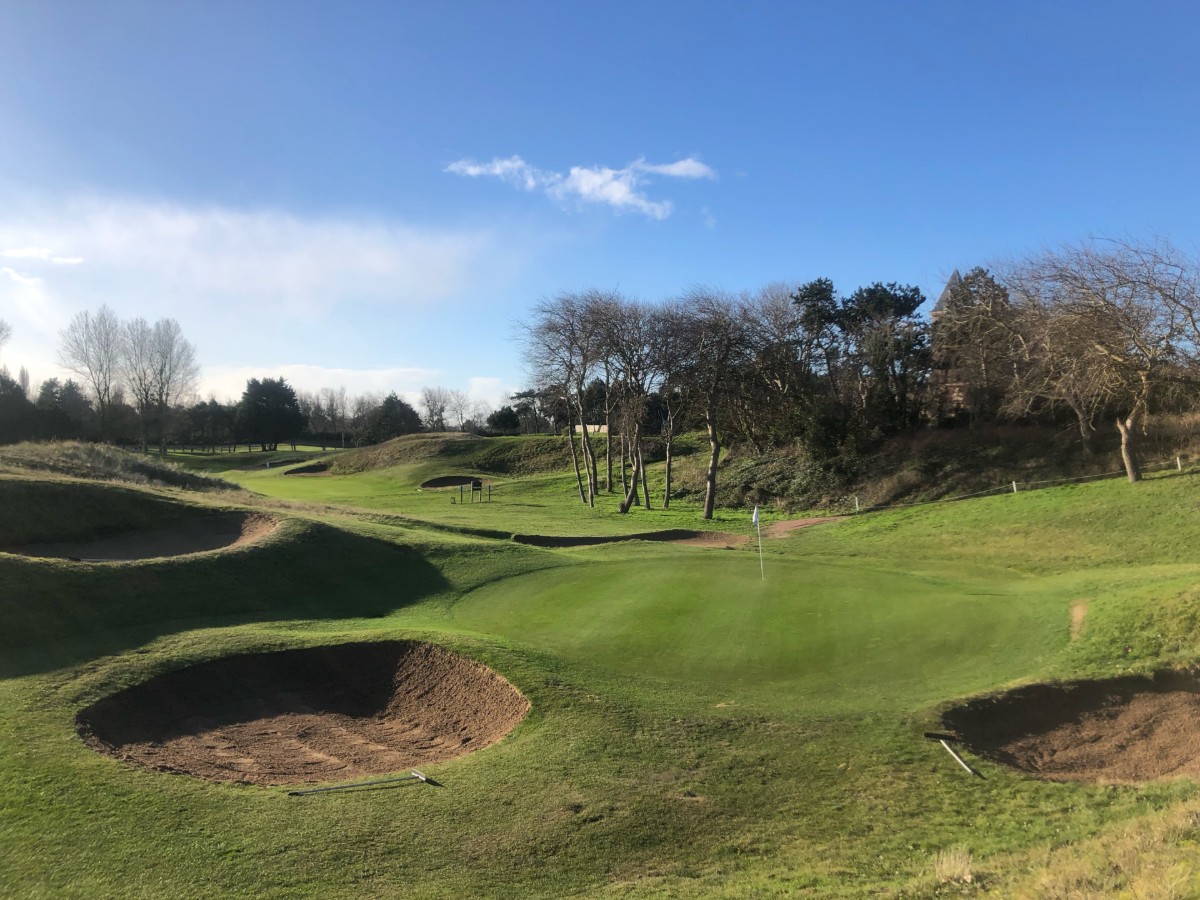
446;154;716;220
0;194;521;397
1;267;42;285
0;197;496;318
200;363;440;404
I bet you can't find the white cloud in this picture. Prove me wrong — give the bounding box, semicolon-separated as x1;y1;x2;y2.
467;375;517;411
0;195;526;403
200;363;439;404
3;247;54;260
701;206;717;229
445;156;548;191
2;267;42;285
446;154;716;219
0;197;495;318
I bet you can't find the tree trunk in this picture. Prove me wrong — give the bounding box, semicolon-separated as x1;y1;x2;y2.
1068;398;1094;457
618;424;643;513
565;407;587;503
703;394;720;520
639;442;650;509
575;395;596;507
620;435;629;496
604;403;613;492
1116;414;1142;483
663;435;673;509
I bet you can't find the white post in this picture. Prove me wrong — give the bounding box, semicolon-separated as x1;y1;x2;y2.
752;505;764;581
757;520;764;581
1178;456;1183;471
854;496;860;513
1012;480;1018;494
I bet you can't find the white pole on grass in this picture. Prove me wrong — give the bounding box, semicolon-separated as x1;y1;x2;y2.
753;505;764;580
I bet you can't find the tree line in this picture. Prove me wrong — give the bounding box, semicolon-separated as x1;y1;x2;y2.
0;309;517;449
5;235;1199;489
519;237;1200;517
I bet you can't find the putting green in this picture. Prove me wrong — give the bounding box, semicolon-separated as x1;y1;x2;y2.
449;554;1063;714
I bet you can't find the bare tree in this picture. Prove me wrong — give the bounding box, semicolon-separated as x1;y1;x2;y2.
420;386;451;431
122;317;200;453
519;292;608;506
446;389;471;431
0;319;10;357
59;305;122;438
1002;238;1200;482
320;386;348;447
679;287;751;519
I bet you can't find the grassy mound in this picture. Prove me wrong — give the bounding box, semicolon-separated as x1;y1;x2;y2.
9;462;1200;895
0;478;213;547
0;442;234;491
331;432;573;477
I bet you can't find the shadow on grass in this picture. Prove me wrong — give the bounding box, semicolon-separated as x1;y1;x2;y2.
0;521;449;678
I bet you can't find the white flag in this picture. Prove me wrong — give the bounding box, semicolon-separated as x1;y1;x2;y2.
752;505;759;526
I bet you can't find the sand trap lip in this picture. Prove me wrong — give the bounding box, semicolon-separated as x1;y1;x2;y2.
943;671;1200;783
512;529;749;548
512;517;840;549
7;512;275;562
419;475;480;489
284;462;331;476
77;641;530;785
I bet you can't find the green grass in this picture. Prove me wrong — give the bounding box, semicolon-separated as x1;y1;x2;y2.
6;440;1200;895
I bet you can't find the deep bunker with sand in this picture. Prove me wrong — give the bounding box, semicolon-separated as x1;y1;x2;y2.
7;511;275;562
944;670;1200;783
77;641;531;785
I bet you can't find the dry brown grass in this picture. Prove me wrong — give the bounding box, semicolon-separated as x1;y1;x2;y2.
933;845;974;885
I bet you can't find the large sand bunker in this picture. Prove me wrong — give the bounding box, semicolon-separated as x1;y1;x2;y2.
8;512;274;562
944;672;1200;783
420;475;478;489
513;529;749;548
77;641;530;785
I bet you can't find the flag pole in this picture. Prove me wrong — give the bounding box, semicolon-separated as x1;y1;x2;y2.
753;505;764;580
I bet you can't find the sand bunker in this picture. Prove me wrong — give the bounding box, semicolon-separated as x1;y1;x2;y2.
943;672;1200;783
77;641;530;785
513;529;748;548
285;462;330;476
8;512;274;562
512;518;840;549
420;475;478;489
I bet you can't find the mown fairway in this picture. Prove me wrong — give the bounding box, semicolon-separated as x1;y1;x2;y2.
5;439;1200;896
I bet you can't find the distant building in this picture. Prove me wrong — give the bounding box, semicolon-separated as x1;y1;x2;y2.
929;270;970;416
572;423;608;435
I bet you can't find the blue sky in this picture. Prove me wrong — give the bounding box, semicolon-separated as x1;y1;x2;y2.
2;1;1199;408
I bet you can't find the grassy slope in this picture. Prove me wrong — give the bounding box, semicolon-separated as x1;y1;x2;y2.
4;441;1200;895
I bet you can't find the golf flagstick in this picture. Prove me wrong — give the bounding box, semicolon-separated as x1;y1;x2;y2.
753;505;764;580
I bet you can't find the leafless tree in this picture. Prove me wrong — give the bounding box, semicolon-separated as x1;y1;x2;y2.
446;389;472;431
122;317;199;453
519;291;609;506
59;305;123;438
320;386;349;447
679;287;751;519
0;319;11;357
420;386;451;431
1001;238;1200;481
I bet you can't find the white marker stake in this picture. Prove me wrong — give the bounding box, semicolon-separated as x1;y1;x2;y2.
753;505;764;580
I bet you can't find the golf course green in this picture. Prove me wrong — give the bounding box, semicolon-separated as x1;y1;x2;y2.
4;436;1200;897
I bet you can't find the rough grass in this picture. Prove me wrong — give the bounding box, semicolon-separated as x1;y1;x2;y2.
0;441;234;491
8;455;1200;894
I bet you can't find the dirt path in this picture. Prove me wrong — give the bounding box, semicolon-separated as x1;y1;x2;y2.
1070;600;1089;641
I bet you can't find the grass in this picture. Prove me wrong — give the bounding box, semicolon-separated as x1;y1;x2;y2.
6;439;1200;895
